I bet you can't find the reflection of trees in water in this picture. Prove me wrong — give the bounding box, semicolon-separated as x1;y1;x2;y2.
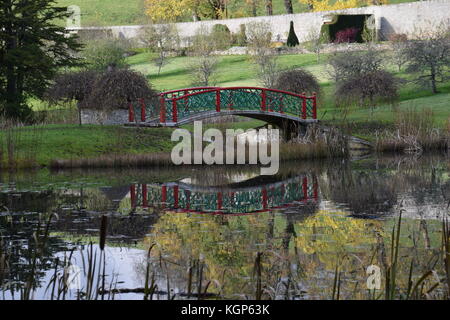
137;201;322;299
320;156;449;218
321;162;398;217
139;206;448;299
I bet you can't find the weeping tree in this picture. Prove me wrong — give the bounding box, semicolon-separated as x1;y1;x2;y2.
45;70;100;125
46;68;159;124
86;68;159;115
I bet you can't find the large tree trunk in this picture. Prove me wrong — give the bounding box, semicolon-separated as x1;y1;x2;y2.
430;67;438;94
265;0;273;15
4;2;20;119
284;0;293;14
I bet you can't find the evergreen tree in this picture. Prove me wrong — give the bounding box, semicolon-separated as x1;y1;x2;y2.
0;0;83;120
287;21;300;47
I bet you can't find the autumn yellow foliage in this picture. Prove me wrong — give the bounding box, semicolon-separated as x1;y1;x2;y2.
144;0;191;22
299;0;389;12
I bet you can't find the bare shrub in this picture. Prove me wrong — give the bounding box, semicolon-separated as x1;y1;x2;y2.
336;70;400;111
327;48;384;83
303;27;328;63
140;23;180;75
246;22;279;88
390;36;409;72
188;26;219;86
273;69;320;95
402;25;450;93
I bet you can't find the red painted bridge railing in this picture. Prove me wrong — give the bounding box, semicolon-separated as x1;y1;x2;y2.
128;87;317;124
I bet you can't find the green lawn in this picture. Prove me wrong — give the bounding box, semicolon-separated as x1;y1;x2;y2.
128;51;450;128
0;125;174;167
55;0;418;27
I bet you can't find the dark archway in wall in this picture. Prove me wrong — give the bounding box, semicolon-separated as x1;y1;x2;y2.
327;14;373;43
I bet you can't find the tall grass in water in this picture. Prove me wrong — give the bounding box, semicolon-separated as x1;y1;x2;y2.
443;218;450;299
375;108;448;153
281;125;349;161
0;118;42;169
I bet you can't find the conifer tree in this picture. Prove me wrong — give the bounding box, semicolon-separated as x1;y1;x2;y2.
0;0;82;120
287;21;300;47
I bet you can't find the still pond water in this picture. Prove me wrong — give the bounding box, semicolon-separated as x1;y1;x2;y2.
0;155;449;300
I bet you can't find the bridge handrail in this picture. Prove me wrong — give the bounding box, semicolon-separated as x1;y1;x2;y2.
159;87;219;99
170;87;315;102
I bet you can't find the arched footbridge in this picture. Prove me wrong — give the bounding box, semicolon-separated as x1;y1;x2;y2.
126;87;318;127
129;174;318;215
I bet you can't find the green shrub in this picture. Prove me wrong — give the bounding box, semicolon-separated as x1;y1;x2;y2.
82;38;130;71
233;24;247;46
211;24;232;50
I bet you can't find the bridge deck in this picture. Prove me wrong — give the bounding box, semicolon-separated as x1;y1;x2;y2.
125;110;319;128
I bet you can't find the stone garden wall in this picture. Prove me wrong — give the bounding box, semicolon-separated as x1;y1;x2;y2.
69;0;450;43
80;109;129;125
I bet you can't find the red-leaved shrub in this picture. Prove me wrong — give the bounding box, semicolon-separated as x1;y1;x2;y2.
334;28;360;43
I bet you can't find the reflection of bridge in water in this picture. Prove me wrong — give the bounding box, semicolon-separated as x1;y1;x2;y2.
130;175;318;215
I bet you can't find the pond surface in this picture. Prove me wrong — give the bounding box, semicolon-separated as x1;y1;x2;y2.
0;155;449;300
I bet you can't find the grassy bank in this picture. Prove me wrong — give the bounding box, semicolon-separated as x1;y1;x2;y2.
0;125;174;168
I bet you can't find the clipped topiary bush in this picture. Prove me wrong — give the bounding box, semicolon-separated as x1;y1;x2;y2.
287;21;299;47
274;69;320;95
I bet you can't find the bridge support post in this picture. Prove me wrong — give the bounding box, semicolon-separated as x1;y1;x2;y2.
128;102;134;122
261;90;266;111
302;177;308;201
312;92;317;119
159;96;166;123
301;93;307;120
130;185;136;207
142;184;148;208
216;89;221;112
172;100;178;122
140;99;146;122
173;186;179;209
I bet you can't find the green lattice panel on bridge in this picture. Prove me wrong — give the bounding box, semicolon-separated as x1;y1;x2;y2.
266;91;302;116
176;91;217;120
220;89;262;111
